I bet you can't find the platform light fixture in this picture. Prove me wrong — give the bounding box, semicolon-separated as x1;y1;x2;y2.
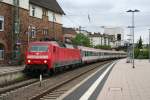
126;9;140;68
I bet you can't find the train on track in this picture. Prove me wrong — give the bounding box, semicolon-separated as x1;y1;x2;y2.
24;41;126;75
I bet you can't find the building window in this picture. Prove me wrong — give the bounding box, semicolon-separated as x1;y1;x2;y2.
43;9;48;16
31;27;36;38
53;13;56;22
117;34;121;41
0;44;4;60
13;0;20;6
43;29;48;35
0;16;4;31
104;38;107;45
32;6;35;17
0;50;4;60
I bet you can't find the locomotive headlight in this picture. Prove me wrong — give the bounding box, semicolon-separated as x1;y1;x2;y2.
44;60;47;64
28;60;31;63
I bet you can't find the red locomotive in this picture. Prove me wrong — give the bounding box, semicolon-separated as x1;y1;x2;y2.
25;41;81;74
25;41;126;75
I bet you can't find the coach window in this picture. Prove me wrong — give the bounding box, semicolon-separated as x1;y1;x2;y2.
87;51;89;56
85;51;87;56
0;16;4;31
86;51;88;56
90;52;92;56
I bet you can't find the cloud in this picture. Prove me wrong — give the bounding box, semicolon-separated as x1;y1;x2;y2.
58;0;150;43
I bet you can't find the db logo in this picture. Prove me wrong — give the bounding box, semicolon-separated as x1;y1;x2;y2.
36;53;39;55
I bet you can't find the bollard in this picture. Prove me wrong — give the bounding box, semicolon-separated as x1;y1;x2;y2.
39;74;42;87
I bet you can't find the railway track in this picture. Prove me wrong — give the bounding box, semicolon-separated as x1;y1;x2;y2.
37;62;112;100
0;60;115;100
31;60;114;100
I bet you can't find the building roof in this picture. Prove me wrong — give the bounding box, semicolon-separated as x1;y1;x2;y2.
89;33;103;37
89;33;115;38
63;27;77;35
30;0;65;15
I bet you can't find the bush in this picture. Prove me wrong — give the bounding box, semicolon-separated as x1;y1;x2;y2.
134;48;149;59
134;48;140;58
95;45;111;50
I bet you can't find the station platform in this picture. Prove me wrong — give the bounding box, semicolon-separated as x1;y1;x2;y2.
60;59;150;100
97;59;150;100
0;65;24;76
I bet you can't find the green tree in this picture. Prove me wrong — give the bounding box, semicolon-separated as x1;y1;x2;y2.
95;45;111;50
136;36;143;49
72;33;91;47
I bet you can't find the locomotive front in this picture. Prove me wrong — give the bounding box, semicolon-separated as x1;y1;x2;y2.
25;42;52;73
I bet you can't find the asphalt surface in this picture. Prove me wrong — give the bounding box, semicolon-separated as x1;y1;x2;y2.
63;62;114;100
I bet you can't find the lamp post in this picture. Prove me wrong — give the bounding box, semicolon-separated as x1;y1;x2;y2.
126;9;140;68
127;26;133;63
127;38;132;63
148;29;150;62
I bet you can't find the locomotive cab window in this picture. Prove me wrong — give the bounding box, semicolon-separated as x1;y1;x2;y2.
29;45;48;52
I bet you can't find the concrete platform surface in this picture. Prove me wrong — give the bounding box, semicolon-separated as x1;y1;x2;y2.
97;59;150;100
0;65;24;76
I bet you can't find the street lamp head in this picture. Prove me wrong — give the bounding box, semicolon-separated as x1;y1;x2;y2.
126;9;140;12
134;9;140;12
126;10;133;12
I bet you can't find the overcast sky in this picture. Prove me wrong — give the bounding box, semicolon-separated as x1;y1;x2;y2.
58;0;150;43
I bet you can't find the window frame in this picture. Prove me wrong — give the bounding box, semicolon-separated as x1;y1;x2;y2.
43;28;48;35
32;6;35;17
0;16;4;31
31;27;36;38
42;8;48;16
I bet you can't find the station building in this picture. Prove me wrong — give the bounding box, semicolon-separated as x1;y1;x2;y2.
104;27;124;48
0;0;65;64
89;33;114;47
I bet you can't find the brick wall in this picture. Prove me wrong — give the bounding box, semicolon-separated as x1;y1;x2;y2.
0;3;14;64
0;2;63;64
29;16;63;41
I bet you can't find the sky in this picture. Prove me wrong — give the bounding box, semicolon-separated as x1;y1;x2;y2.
58;0;150;44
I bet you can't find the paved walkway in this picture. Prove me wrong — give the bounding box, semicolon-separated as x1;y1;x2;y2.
97;59;150;100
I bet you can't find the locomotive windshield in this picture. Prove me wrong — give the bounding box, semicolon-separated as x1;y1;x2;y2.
29;45;48;52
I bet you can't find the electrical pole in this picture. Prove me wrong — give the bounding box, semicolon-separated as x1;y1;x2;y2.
12;0;20;62
79;26;81;34
13;0;20;43
127;26;133;63
79;26;85;34
53;13;56;40
149;29;150;62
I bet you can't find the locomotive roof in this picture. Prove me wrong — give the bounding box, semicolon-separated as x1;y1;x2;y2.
29;41;59;46
29;41;78;49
